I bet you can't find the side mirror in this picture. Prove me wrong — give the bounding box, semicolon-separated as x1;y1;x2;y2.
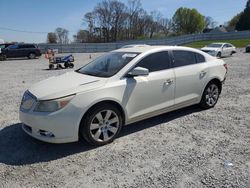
127;67;149;77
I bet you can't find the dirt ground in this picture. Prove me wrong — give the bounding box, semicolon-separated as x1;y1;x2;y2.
0;50;249;188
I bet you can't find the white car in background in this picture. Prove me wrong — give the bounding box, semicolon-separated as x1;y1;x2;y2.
201;43;236;58
20;46;227;146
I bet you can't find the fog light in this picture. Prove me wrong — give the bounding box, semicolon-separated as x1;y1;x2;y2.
39;130;55;137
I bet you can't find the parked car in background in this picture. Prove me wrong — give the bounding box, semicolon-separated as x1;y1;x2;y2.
201;43;236;58
246;45;250;53
121;44;150;49
0;43;15;60
2;43;41;59
20;46;227;146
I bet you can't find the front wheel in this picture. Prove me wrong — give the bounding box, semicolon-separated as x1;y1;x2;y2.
80;104;123;146
200;82;220;109
216;52;222;58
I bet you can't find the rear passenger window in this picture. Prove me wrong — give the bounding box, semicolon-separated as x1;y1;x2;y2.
135;51;170;72
195;53;205;63
173;50;205;67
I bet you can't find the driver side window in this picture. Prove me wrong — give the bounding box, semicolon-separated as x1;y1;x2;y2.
135;51;170;72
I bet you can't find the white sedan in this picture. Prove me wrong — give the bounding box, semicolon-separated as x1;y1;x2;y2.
20;46;227;146
201;43;236;58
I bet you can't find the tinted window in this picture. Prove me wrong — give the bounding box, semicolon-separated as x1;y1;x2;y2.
195;53;205;63
207;43;223;48
225;44;232;48
173;51;206;67
135;51;170;72
173;51;196;67
8;44;19;49
19;44;35;48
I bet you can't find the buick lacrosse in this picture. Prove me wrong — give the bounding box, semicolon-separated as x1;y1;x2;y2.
20;46;227;146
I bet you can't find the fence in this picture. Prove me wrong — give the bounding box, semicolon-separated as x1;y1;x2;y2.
38;30;250;53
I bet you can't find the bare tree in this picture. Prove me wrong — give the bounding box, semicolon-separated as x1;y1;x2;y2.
55;27;69;44
47;32;57;43
205;16;217;28
73;30;89;43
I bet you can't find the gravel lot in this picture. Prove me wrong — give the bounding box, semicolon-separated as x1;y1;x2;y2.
0;50;249;188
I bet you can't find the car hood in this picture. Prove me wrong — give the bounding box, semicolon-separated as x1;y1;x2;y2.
201;47;220;51
29;71;107;100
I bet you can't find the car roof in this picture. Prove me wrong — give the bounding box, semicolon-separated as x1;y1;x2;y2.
114;45;203;53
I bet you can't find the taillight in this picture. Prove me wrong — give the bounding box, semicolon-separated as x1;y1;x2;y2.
223;63;228;71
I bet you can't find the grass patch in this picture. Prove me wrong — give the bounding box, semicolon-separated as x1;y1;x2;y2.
184;39;250;48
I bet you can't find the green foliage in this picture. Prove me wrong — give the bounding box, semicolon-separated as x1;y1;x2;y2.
236;0;250;31
172;7;205;34
185;39;250;48
228;13;242;29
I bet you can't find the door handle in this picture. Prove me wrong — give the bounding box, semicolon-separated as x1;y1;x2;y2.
200;71;207;77
164;79;174;85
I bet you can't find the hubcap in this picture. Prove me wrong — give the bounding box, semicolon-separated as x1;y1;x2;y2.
90;110;119;142
205;84;219;106
30;54;35;58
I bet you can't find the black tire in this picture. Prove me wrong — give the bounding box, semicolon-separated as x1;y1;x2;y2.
200;82;221;109
216;52;222;58
69;63;74;68
64;62;69;68
28;53;36;59
56;64;63;69
80;104;123;146
0;54;6;61
49;64;54;69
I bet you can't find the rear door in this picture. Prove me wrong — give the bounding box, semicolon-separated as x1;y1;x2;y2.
172;50;208;105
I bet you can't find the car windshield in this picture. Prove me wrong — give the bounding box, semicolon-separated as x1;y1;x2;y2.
207;43;223;48
77;52;140;78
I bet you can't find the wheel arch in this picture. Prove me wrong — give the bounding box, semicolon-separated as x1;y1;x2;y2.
204;77;222;94
79;100;127;133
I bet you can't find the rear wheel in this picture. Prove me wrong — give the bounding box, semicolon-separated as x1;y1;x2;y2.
69;63;74;68
28;53;36;59
49;64;54;69
64;62;69;68
200;82;220;109
80;104;123;146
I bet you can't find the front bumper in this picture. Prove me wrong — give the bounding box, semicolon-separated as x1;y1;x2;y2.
19;103;83;144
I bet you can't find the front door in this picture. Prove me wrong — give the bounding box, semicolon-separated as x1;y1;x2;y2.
124;51;175;120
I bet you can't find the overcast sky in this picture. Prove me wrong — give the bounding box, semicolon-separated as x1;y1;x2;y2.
0;0;247;43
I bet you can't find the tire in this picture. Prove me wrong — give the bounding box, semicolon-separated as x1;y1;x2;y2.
80;104;123;146
49;64;54;69
64;62;69;68
57;64;63;69
200;82;221;109
216;52;222;58
0;54;6;61
28;53;36;59
69;63;74;68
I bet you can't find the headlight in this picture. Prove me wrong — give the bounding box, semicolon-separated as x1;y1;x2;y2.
34;95;75;112
208;50;217;56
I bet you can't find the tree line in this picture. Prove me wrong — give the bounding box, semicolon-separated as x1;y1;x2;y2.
47;0;250;44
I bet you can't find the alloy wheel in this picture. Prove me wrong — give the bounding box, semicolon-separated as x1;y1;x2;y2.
90;110;120;142
205;84;219;107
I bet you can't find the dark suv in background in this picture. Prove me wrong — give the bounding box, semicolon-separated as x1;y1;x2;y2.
1;43;41;59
